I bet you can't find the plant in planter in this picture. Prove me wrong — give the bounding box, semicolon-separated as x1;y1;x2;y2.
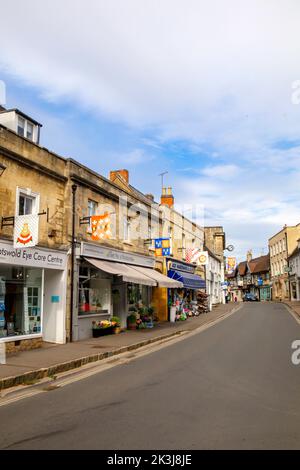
110;316;121;334
127;313;137;330
92;320;115;337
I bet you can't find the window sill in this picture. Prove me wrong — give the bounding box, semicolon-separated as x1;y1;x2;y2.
122;240;133;246
78;313;110;319
0;333;42;343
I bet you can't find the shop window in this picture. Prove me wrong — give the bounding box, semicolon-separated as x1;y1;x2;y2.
127;284;149;308
0;266;42;338
78;266;110;316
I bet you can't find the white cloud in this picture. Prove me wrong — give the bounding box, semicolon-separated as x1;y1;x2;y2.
201;164;241;179
1;0;300;258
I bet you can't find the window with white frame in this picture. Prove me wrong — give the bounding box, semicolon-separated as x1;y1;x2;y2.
17;116;35;141
148;223;155;248
123;215;130;241
168;226;173;255
17;116;25;137
17;188;39;216
88;199;98;217
26;121;34;141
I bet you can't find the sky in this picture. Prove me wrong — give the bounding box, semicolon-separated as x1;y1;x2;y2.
1;0;300;261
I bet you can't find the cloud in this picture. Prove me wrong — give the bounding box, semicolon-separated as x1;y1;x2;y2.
1;0;300;260
201;164;241;179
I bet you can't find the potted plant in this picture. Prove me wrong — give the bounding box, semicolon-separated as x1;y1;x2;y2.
127;313;137;330
92;319;114;337
110;316;121;334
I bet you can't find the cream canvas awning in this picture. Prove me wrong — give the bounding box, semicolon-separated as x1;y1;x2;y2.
128;265;183;289
84;258;156;286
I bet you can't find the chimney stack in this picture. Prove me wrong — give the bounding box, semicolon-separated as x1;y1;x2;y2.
246;250;252;262
145;193;155;202
160;186;174;208
109;169;129;184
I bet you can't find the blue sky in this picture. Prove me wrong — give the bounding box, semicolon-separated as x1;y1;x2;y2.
1;0;300;261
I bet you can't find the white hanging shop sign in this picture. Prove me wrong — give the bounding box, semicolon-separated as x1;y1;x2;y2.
0;239;67;270
13;214;39;248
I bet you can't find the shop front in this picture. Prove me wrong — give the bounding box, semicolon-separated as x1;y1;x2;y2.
167;258;206;320
75;243;181;340
0;239;68;352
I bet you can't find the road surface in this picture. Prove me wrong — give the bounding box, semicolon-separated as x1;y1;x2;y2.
0;302;299;449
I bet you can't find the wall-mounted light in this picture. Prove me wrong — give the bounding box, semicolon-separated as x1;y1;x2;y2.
0;162;6;177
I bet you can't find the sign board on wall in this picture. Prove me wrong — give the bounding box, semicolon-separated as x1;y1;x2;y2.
81;243;155;268
168;260;195;273
0;240;67;270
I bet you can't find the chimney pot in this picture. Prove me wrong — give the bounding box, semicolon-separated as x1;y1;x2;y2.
161;187;174;208
109;169;129;184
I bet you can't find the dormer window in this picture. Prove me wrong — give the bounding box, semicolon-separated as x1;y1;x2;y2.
17;116;25;137
0;108;42;143
17;116;34;141
27;121;33;140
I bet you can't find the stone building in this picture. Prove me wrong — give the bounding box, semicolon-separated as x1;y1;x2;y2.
69;166;181;340
0;107;69;352
204;226;226;303
226;251;271;301
288;238;300;301
269;224;300;300
156;187;206;321
0;103;207;348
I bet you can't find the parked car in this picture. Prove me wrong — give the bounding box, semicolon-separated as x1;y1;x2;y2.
243;293;259;302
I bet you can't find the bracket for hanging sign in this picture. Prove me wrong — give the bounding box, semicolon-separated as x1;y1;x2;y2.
1;216;15;229
80;216;91;226
1;209;49;229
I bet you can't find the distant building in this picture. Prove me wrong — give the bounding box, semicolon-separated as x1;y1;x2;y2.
269;224;300;300
226;251;271;301
288;239;300;301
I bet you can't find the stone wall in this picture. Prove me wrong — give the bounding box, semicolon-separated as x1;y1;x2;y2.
5;337;43;355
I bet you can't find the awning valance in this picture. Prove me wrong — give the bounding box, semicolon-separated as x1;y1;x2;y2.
168;269;206;290
130;265;183;288
84;258;156;286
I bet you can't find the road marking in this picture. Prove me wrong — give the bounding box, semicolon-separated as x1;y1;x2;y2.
0;305;243;407
283;304;300;325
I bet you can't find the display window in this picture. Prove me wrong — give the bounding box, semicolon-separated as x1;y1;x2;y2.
0;265;42;338
127;283;150;307
78;265;111;316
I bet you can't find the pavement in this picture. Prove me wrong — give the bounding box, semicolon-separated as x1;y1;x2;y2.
0;301;299;450
282;300;300;319
0;302;238;391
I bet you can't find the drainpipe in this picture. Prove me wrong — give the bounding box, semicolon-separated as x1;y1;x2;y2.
70;184;77;342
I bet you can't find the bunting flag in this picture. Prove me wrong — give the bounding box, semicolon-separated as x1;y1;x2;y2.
13;214;39;248
90;213;112;240
226;256;236;274
185;247;202;264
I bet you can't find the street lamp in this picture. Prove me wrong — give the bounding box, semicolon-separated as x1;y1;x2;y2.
0;162;6;177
